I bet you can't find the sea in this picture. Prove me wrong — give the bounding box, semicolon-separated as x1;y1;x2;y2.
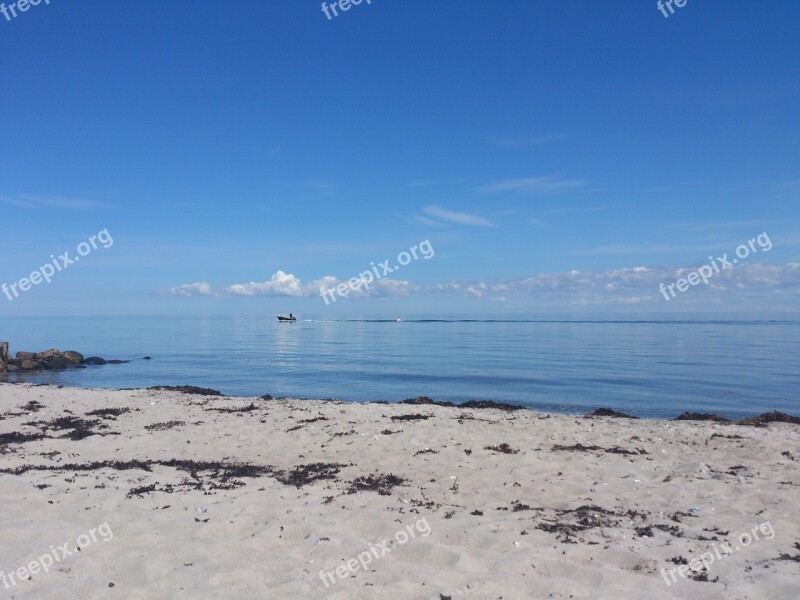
1;316;798;420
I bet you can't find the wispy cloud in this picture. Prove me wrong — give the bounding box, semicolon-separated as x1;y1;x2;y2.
473;176;588;194
570;232;791;256
299;180;338;200
570;243;722;257
490;134;566;147
164;282;215;297
432;263;800;305
0;194;109;210
662;219;777;230
410;213;448;227
420;204;496;227
545;204;620;214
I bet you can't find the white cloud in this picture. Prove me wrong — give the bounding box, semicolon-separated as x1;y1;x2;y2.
0;194;109;210
164;282;215;297
223;271;307;297
473;176;588;194
421;204;495;227
465;282;488;297
164;263;800;306
411;214;448;227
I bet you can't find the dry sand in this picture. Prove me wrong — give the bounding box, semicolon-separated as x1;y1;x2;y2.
0;383;798;599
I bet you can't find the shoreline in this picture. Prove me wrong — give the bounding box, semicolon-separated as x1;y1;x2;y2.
1;383;798;598
1;380;798;425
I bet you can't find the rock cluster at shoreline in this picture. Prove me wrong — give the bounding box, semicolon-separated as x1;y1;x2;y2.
0;341;128;374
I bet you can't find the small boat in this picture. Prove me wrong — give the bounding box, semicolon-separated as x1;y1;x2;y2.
277;315;297;322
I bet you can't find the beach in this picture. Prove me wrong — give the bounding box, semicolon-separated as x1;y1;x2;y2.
0;383;797;599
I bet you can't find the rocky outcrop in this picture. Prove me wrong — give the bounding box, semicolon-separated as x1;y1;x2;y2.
44;357;68;370
36;348;62;361
0;344;128;373
62;351;84;365
83;357;107;365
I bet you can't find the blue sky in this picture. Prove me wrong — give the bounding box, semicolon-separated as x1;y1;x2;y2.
1;0;798;317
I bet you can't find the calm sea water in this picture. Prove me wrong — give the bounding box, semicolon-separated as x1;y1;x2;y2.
1;316;798;420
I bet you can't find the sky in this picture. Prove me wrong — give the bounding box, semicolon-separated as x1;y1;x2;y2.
1;0;798;317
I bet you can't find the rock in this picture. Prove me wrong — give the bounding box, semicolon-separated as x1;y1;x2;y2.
20;360;40;371
401;396;455;407
5;364;18;372
106;359;129;364
0;341;8;363
16;351;36;360
83;357;108;365
0;361;5;372
44;358;69;370
62;351;84;365
459;400;524;412
673;412;731;423
143;356;152;360
739;411;800;426
148;385;222;396
587;408;639;419
36;348;62;360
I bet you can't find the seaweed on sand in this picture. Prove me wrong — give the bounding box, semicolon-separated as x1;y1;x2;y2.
275;463;345;487
347;473;406;496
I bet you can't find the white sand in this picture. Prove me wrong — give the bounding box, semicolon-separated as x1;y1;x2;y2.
0;383;798;599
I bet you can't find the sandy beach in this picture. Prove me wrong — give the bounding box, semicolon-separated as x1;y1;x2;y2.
0;383;798;599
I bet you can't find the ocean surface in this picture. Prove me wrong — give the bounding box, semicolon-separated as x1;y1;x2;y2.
1;316;798;420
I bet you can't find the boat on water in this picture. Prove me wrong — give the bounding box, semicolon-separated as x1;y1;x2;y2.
277;314;296;322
